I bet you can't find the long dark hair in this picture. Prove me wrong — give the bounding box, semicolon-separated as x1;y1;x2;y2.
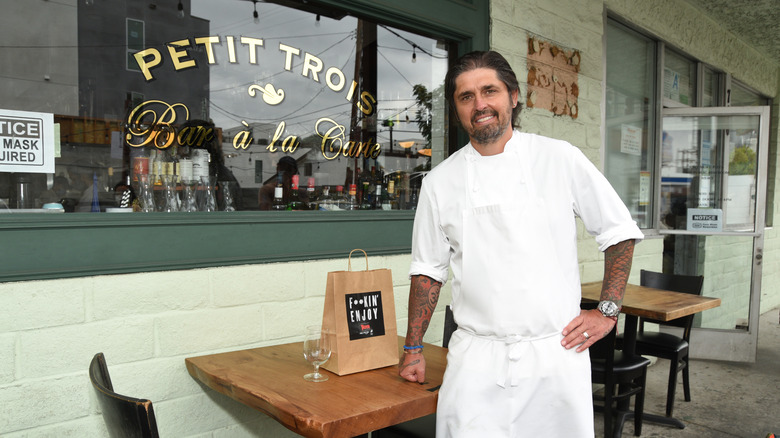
444;51;522;127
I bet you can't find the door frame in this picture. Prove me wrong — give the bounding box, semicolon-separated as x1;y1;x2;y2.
659;105;770;362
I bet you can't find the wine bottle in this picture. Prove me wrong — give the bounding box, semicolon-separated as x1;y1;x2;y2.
287;174;305;210
359;181;372;210
305;177;317;210
345;184;359;210
271;172;286;210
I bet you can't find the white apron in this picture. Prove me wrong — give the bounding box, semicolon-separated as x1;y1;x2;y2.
435;144;594;437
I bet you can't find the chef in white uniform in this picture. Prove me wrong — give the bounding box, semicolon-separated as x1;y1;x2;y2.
399;51;644;437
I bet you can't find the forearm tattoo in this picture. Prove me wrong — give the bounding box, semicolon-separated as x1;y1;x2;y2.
406;275;441;346
601;239;635;306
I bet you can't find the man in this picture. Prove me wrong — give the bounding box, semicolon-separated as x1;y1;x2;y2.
398;51;643;437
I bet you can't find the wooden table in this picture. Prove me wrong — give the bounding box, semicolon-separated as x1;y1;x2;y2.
581;281;721;430
186;337;447;438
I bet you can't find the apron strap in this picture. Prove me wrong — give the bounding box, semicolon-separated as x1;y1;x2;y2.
459;327;560;388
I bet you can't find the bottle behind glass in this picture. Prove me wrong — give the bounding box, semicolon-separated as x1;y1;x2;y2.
359;181;373;210
287;174;305;210
372;183;382;210
345;184;359;210
271;172;286;210
380;183;391;210
305;177;317;210
332;185;346;211
387;179;399;210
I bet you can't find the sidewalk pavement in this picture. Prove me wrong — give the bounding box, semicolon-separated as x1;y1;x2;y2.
596;307;780;437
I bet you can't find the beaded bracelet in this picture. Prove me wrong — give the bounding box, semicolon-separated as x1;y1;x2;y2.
403;344;424;351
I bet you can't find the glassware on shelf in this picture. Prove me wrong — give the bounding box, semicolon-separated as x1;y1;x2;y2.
161;175;179;212
317;186;332;211
302;325;331;382
220;181;236;212
199;175;217;212
181;177;199;212
137;173;155;213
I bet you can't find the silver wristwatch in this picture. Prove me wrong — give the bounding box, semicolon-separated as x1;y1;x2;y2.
597;300;621;317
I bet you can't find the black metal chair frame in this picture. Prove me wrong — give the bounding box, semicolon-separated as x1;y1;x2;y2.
89;352;160;438
588;311;651;438
635;269;704;417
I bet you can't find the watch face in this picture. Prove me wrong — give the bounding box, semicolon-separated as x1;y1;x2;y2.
598;301;619;316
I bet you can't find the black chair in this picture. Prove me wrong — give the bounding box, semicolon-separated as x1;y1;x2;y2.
373;305;457;438
584;302;650;438
89;353;160;438
632;269;704;417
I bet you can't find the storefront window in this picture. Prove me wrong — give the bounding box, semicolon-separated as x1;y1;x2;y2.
604;21;657;229
701;66;723;107
0;0;449;213
663;48;696;107
730;81;769;107
606;17;772;235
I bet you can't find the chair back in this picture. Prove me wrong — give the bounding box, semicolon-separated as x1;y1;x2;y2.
89;353;160;438
639;269;704;331
442;305;458;348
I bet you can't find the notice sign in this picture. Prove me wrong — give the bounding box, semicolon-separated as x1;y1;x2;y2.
344;291;386;341
0;109;55;173
620;124;642;156
687;208;723;232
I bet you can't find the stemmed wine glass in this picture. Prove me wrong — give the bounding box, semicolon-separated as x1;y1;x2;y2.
303;325;331;382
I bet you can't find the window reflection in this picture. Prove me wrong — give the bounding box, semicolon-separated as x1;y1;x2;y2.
604;21;656;228
0;0;449;213
660;115;759;232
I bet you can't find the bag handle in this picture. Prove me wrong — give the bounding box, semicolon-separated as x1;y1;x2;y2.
347;249;369;271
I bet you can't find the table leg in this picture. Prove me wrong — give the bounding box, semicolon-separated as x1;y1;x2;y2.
621;314;638;357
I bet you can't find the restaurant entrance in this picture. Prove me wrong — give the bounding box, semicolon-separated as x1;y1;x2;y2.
659;106;770;362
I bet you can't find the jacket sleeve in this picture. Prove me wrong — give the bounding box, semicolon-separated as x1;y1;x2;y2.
408;178;451;283
569;147;645;251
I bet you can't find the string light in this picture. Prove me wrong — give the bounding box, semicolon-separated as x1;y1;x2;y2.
253;0;259;24
412;45;417;63
315;14;321;27
177;0;184;18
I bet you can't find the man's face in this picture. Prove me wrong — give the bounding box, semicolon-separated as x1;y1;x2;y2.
453;68;518;147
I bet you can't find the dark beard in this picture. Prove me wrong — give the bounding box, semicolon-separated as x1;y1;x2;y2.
469;109;509;145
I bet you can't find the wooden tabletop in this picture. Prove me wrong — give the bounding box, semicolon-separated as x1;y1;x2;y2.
581;281;721;321
186;337;447;438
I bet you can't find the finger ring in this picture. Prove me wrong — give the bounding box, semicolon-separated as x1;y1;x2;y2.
582;331;590;340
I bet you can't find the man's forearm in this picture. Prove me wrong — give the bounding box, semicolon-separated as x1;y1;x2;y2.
600;239;635;306
405;275;442;346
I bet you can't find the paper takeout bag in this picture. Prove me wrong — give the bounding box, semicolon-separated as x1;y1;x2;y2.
321;249;398;375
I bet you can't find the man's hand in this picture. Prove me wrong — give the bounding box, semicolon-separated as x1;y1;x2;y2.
561;309;617;353
399;352;426;383
398;275;440;382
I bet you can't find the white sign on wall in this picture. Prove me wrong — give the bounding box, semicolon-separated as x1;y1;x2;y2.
0;109;55;173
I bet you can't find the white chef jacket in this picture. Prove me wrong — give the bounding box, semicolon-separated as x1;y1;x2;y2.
409;130;644;437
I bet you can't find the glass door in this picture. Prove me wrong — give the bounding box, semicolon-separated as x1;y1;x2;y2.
659;106;770;362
